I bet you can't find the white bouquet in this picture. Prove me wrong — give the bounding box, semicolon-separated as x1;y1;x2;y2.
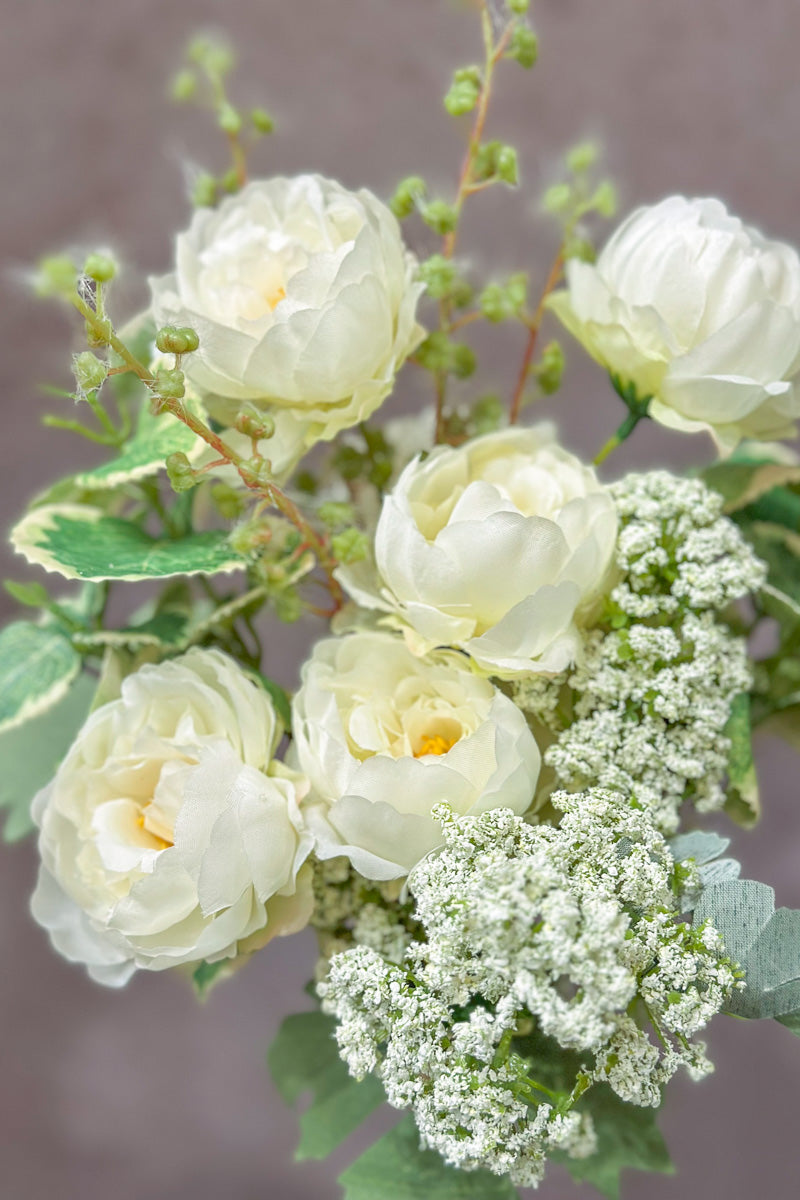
3;5;800;1197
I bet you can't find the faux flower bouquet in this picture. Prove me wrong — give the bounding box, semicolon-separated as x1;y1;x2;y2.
4;3;800;1196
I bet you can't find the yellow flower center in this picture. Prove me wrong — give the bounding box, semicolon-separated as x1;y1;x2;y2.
415;733;457;758
137;809;174;850
266;285;286;311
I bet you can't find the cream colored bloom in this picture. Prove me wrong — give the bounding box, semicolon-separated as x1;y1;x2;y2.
549;195;800;453
292;631;542;879
150;175;425;443
339;425;617;678
31;649;312;986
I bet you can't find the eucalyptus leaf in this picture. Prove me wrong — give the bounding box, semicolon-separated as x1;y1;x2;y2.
339;1113;519;1200
12;504;245;582
0;672;95;840
668;831;731;866
267;1011;386;1163
694;879;800;1022
0;620;81;732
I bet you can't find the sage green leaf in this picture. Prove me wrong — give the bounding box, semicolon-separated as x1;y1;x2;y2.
694;879;800;1021
723;692;760;827
0;672;95;840
267;1011;386;1163
743;521;800;604
12;504;245;582
669;831;731;866
777;1011;800;1037
339;1113;519;1200
561;1085;673;1200
0;620;81;732
704;461;800;514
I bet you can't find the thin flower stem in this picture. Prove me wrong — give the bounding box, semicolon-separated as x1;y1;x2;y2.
434;4;513;442
509;247;565;424
70;292;343;608
592;409;644;467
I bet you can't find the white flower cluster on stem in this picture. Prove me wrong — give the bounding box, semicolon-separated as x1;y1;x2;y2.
319;797;740;1185
518;472;766;832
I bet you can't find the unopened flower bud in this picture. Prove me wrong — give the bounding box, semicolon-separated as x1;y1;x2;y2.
389;176;427;220
508;25;538;69
171;69;197;102
239;457;273;488
332;528;369;565
508;0;530;13
166;451;197;492
566;141;599;174
235;405;276;441
192;174;218;208
421;200;458;235
250;107;275;134
83;253;117;283
217;102;243;135
72;350;107;393
156;325;200;355
35;255;77;298
154;366;186;399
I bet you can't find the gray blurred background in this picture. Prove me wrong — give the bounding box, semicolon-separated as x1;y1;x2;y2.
1;1;799;1197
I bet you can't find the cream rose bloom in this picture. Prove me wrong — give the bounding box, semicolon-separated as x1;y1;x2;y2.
31;649;312;986
150;175;425;442
291;631;542;879
549;195;800;453
339;425;618;678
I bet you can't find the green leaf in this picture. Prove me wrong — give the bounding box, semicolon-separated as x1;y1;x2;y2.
267;1011;386;1163
339;1113;519;1200
192;958;230;1000
0;620;81;732
259;673;292;731
0;672;95;840
561;1085;673;1200
694;879;800;1022
723;692;760;827
71;399;203;489
11;504;245;582
703;461;800;514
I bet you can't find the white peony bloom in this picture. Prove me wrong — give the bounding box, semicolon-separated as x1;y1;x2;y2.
31;649;312;987
549;195;800;453
150;175;425;442
339;425;618;678
291;630;542;879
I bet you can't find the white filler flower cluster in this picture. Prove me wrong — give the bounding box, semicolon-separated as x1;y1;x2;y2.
319;795;739;1186
522;472;766;832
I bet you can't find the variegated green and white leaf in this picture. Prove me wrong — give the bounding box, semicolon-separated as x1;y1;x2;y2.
0;672;95;840
71;396;205;490
11;504;245;582
0;620;81;733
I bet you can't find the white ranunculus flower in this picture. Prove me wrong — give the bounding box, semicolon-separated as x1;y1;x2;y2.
292;631;542;879
150;175;425;442
339;425;618;678
31;649;312;987
549;195;800;453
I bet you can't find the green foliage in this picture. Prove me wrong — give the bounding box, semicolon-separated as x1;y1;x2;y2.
723;692;760;827
12;504;245;582
267;1010;386;1163
0;672;95;840
534;339;565;395
416;332;476;380
694;880;800;1024
339;1113;519;1200
332;528;369;566
69;400;202;490
192;958;229;1000
258;674;292;732
0;621;81;733
561;1086;673;1200
542;141;617;261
